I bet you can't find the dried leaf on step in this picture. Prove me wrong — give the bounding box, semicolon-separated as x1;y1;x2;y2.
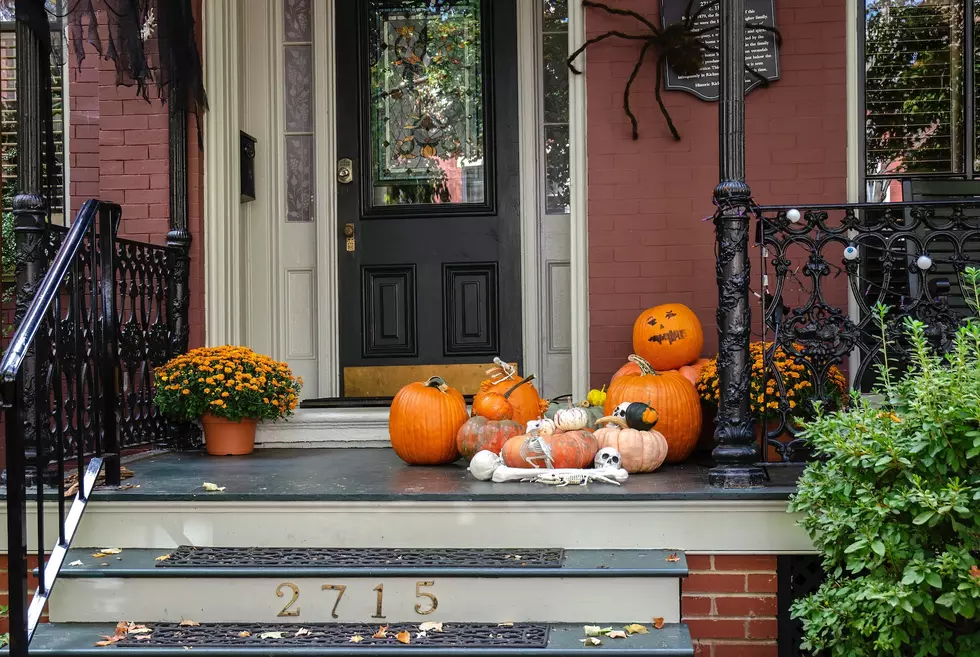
100;562;109;566
178;620;200;627
94;636;124;647
395;631;411;644
118;484;139;491
665;552;680;562
349;635;364;643
127;625;152;635
624;624;648;635
135;634;153;641
607;630;628;639
101;548;123;555
418;622;443;632
294;628;311;637
69;560;83;566
114;621;129;634
258;632;285;639
653;617;665;629
237;631;251;638
496;622;514;627
202;482;225;492
372;625;389;639
583;625;612;637
580;637;602;646
155;554;171;562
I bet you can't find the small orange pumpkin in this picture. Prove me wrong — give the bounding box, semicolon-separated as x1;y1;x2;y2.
594;416;669;473
501;430;599;469
476;366;546;426
457;416;524;460
604;355;702;463
389;376;468;465
632;303;704;371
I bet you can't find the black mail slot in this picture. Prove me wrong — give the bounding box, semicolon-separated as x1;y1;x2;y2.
240;131;256;203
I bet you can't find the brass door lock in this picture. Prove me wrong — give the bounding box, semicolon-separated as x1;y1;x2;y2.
338;158;353;184
344;223;355;252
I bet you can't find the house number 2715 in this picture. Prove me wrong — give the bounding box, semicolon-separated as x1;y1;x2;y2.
275;581;438;619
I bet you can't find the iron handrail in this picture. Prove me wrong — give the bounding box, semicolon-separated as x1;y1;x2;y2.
1;198;121;655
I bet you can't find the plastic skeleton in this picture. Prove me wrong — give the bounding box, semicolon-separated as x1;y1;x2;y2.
467;450;629;487
528;471;624;487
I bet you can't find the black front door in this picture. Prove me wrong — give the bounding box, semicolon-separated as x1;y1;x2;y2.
336;0;521;398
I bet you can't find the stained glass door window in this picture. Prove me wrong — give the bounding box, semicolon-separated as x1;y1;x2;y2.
368;0;486;206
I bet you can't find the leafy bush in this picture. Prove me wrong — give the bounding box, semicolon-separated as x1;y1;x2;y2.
788;271;980;656
154;346;302;423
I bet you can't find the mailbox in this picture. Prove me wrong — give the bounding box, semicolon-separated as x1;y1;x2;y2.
240;131;256;203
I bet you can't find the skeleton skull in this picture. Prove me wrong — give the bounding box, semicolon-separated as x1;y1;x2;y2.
594;447;622;470
612;402;631;420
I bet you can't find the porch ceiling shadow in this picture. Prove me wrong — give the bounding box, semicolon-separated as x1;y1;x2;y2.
9;448;801;502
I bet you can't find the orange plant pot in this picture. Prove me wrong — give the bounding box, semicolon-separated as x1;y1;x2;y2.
200;413;257;456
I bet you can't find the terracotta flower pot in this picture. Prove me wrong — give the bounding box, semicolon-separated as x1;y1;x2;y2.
201;413;257;456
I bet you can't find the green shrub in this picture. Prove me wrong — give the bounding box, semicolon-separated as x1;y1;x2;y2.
788;270;980;656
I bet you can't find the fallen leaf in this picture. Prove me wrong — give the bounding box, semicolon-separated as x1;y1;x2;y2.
118;484;139;491
349;635;364;643
419;622;443;632
665;552;680;562
135;634;152;641
607;630;628;639
94;636;123;647
155;554;171;562
127;625;152;635
91;553;106;558
258;632;285;639
294;628;311;637
395;631;411;644
100;548;123;555
202;482;225;492
584;625;612;637
653;617;665;630
496;622;514;627
69;560;83;566
372;625;389;639
100;563;109;566
580;637;602;646
416;631;427;639
114;622;130;635
238;631;251;638
179;620;200;627
624;624;648;635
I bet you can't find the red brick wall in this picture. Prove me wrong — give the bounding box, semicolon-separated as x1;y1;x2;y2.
68;5;205;349
683;554;779;657
585;0;847;386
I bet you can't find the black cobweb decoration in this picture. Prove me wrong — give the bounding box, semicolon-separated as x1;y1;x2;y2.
567;0;781;141
9;0;207;127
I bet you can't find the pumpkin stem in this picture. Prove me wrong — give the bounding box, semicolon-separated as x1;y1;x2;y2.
503;374;535;399
424;376;450;393
628;354;659;376
596;415;628;429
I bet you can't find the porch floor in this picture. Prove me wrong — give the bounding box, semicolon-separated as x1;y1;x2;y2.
87;448;800;501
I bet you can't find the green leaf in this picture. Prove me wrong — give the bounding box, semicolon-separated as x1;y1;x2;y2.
912;511;935;525
871;539;886;556
925;572;943;588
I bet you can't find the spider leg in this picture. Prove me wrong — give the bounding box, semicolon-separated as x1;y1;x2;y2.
566;31;652;74
681;0;698;27
746;22;783;46
623;41;655;140
583;0;661;35
744;64;771;87
653;54;681;141
692;25;719;36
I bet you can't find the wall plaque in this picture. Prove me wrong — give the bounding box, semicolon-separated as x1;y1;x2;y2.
659;0;780;101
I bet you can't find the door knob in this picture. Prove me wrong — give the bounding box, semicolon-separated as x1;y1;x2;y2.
344;223;355;252
338;158;353;184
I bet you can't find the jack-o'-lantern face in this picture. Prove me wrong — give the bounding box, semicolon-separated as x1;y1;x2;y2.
632;303;704;371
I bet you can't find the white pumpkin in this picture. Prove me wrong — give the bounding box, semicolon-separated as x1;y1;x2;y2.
554;407;590;431
527;418;557;436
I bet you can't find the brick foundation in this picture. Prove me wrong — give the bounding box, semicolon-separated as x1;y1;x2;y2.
682;554;779;657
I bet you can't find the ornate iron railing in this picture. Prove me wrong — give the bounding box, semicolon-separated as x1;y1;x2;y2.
1;197;187;656
752;200;980;463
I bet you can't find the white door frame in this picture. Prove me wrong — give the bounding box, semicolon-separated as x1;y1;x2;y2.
204;0;590;409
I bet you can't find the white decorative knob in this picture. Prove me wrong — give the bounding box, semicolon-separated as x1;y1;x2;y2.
786;208;801;223
916;253;932;270
843;245;859;261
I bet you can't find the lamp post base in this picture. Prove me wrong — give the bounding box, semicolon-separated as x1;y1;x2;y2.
708;464;766;488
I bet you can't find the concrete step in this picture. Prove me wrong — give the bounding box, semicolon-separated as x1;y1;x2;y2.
29;621;695;656
49;548;687;624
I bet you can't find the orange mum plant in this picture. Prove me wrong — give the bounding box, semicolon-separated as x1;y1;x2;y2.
695;342;847;422
154;346;303;423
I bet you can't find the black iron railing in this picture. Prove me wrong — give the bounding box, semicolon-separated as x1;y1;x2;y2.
1;197;186;655
751;200;980;462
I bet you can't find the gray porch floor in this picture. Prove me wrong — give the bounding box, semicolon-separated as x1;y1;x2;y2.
81;447;800;502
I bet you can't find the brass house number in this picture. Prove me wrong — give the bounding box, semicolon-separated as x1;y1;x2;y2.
276;581;438;619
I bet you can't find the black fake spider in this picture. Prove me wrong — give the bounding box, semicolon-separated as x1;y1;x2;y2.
567;0;782;141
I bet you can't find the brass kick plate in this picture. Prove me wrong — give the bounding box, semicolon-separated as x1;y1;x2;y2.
343;362;518;398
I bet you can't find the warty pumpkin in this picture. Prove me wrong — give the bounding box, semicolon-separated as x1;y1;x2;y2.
475;362;547;426
501;429;599;469
458;376;535;459
389;376;468;465
594;416;669;473
632;303;704;371
603;355;702;463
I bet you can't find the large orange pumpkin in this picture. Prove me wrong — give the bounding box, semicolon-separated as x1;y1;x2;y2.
594;416;669;473
476;371;546;426
604;355;702;463
389;376;468;465
632;303;704;371
612;357;710;386
501;430;599;469
457;416;524;460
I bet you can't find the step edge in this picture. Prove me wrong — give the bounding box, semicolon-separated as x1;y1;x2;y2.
54;566;688;578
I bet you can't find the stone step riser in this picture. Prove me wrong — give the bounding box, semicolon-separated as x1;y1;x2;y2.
50;577;681;625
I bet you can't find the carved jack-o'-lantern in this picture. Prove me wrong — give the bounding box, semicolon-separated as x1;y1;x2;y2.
632;303;704;371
